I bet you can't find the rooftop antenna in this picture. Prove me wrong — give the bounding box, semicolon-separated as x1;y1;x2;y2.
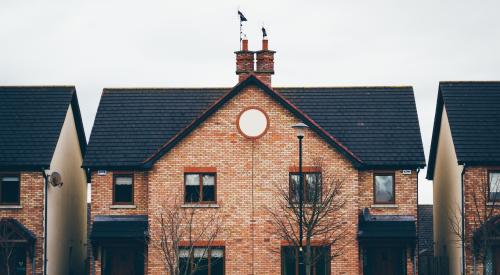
238;9;248;50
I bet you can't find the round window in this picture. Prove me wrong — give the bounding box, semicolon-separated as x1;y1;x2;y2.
237;108;269;139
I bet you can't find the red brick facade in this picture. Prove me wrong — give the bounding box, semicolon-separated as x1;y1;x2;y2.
462;167;500;274
0;172;45;275
89;85;419;274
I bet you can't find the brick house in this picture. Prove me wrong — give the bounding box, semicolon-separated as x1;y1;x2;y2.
427;82;500;275
0;87;88;274
83;39;425;275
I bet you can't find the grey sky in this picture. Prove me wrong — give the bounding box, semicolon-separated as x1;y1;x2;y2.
2;0;500;204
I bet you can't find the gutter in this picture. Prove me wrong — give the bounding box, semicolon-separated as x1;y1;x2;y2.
42;168;48;275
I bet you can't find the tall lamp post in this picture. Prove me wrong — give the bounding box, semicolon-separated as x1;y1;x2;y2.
292;122;308;257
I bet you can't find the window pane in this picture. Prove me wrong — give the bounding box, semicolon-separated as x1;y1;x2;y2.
282;247;297;275
375;175;394;203
490;172;500;201
202;186;215;202
202;175;214;186
186;174;200;186
114;184;133;203
211;258;224;275
306;173;321;203
185;174;201;203
282;247;330;275
185;185;200;202
290;174;300;202
115;176;132;185
1;176;20;204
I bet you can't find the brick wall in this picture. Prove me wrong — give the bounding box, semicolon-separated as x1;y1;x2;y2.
463;167;500;275
0;171;45;275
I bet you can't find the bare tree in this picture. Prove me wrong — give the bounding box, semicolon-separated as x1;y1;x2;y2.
151;202;224;275
266;160;347;275
448;174;500;274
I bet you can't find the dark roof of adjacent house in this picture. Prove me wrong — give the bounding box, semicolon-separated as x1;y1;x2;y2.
427;81;500;179
90;215;148;240
418;205;433;256
83;75;425;169
0;86;87;170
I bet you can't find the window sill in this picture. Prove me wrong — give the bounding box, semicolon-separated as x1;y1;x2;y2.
110;205;137;209
486;202;500;207
181;204;219;208
0;205;22;209
371;204;398;208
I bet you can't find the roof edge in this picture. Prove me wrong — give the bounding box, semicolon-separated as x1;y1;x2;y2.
426;87;445;180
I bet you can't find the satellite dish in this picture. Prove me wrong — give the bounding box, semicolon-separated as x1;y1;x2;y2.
49;172;63;187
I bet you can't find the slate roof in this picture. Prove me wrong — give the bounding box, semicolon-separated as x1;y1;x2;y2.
0;86;87;169
418;205;433;256
427;82;500;179
90;215;148;240
84;76;425;169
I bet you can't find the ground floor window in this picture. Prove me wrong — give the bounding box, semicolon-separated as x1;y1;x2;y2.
0;247;27;275
179;247;224;275
281;246;330;275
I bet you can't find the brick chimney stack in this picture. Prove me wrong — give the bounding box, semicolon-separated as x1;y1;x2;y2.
255;39;275;86
235;39;255;82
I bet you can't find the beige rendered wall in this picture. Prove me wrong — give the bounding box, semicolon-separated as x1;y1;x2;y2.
47;106;87;275
432;108;463;275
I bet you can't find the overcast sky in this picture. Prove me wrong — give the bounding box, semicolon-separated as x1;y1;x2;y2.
2;0;500;204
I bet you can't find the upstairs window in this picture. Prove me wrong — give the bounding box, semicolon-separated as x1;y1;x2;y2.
179;247;224;275
113;174;133;204
0;175;20;205
374;173;395;204
185;173;216;203
289;173;322;204
489;171;500;202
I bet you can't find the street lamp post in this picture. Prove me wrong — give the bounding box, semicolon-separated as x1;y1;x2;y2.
292;123;308;258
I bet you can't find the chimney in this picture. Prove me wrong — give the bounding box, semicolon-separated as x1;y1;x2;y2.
255;39;275;86
235;39;254;82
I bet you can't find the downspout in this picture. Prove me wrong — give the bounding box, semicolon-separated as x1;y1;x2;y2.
42;169;48;275
414;168;420;275
461;164;466;275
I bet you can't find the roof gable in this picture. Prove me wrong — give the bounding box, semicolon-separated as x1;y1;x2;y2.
0;86;86;169
427;82;500;179
141;75;363;168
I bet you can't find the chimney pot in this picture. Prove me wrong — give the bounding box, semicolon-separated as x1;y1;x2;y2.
255;39;275;86
235;39;254;82
242;39;249;51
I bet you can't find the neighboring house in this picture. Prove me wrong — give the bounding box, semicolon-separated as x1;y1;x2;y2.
427;82;500;275
83;39;425;275
0;87;88;275
418;205;434;275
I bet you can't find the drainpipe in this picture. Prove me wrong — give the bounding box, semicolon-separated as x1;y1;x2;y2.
415;168;420;275
42;169;48;275
461;164;466;275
